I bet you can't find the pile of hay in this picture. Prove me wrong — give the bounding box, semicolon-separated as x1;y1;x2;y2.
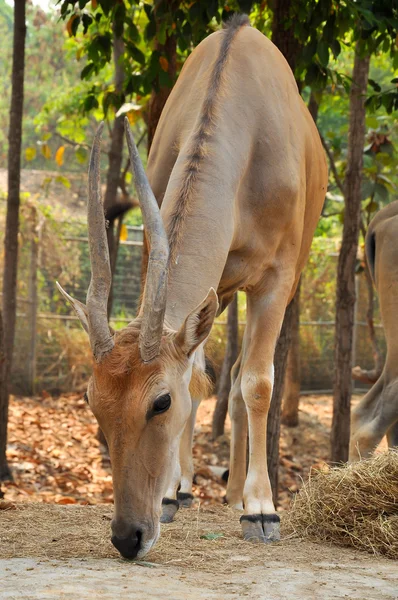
285;449;398;559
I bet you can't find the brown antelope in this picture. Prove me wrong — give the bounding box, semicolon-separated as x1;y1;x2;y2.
350;201;398;461
57;15;327;559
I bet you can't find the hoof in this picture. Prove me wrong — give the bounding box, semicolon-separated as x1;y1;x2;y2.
240;514;280;543
281;413;299;427
221;469;229;483
177;492;194;508
160;498;179;523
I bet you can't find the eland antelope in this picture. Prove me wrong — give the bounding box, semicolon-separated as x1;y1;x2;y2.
350;201;398;460
57;15;327;559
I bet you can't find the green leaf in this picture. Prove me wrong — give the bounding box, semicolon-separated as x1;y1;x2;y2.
98;0;113;16
75;147;88;164
128;45;146;66
237;0;254;12
125;74;142;94
157;22;167;45
382;93;395;114
374;182;389;201
25;147;36;161
368;79;381;93
330;39;341;59
361;179;374;200
60;1;70;17
317;40;329;68
159;69;172;88
82;14;93;34
366;116;378;129
366;200;378;214
143;3;153;20
200;533;224;541
71;15;80;37
55;175;71;188
302;38;317;64
81;62;95;80
114;2;126;38
145;19;157;41
127;23;140;43
84;95;99;112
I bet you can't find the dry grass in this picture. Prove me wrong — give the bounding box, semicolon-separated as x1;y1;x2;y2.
285;449;398;559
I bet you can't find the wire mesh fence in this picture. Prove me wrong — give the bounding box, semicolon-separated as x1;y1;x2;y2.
1;206;384;396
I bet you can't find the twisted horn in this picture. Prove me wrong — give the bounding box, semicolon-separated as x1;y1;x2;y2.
86;122;114;361
124;118;169;362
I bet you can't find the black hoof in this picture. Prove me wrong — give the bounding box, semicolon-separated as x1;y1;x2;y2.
240;513;280;543
177;492;194;508
160;498;179;523
222;469;229;482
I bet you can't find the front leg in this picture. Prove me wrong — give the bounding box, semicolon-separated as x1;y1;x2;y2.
161;457;181;523
240;365;280;543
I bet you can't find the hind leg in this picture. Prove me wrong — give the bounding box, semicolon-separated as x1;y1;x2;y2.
178;398;200;508
350;374;398;460
387;420;398;448
226;351;248;509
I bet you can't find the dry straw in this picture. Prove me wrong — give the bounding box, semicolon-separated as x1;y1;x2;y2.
284;449;398;559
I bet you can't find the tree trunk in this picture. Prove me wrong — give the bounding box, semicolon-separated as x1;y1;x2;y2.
147;32;177;154
103;31;125;319
0;309;11;480
264;0;302;499
3;0;26;368
267;299;295;504
271;0;302;74
281;280;301;427
1;0;26;481
141;22;178;300
331;47;370;463
281;93;319;428
212;294;239;439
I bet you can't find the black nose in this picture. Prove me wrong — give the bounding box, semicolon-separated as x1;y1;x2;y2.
111;528;142;559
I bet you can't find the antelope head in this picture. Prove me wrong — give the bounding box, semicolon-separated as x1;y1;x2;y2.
57;121;218;559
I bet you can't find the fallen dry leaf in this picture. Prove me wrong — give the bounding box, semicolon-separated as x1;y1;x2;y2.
3;393;381;511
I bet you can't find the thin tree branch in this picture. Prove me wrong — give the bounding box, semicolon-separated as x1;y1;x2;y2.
320;133;345;196
55;133;108;156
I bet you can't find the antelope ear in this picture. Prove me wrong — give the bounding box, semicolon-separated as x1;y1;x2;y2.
56;281;89;334
176;288;219;357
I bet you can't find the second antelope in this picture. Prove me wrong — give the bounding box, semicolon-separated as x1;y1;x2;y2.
350;201;398;461
58;15;327;559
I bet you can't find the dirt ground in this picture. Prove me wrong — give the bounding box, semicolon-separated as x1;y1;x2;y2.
3;392;381;509
1;504;397;600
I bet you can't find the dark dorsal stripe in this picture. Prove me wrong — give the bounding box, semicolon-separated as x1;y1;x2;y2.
167;14;251;261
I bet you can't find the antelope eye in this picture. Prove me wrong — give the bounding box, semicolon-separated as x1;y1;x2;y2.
153;393;171;414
